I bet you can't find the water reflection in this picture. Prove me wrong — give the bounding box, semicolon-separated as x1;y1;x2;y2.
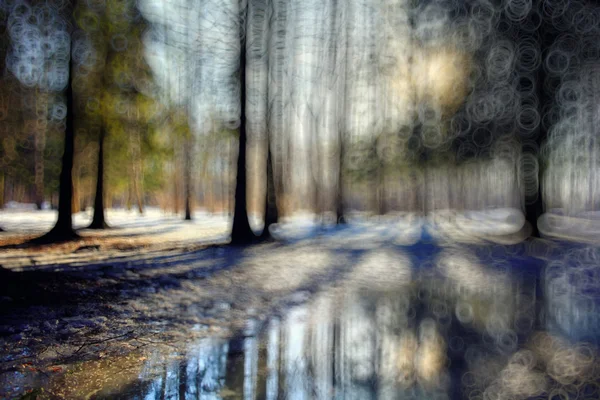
140;338;229;400
33;245;600;400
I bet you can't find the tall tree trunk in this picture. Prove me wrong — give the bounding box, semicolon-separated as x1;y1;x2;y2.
32;52;78;243
337;0;347;224
525;17;554;237
231;22;256;245
88;127;108;229
184;137;193;220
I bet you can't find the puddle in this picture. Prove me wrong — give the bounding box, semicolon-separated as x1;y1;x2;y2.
6;244;600;399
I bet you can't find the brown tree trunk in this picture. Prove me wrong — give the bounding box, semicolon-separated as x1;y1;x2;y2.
126;183;132;210
130;128;144;214
71;177;79;213
71;152;80;214
0;171;4;209
172;160;180;215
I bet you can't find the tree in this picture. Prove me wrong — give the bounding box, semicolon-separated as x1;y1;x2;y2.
184;135;193;220
30;1;79;244
230;78;255;243
88;127;108;229
31;59;78;243
230;0;258;244
33;90;48;210
259;150;278;239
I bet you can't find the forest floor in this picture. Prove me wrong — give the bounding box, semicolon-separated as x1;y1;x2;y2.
0;207;558;399
0;207;234;398
0;208;414;399
0;207;231;261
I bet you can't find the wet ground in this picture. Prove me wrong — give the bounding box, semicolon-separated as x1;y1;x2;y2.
1;227;599;399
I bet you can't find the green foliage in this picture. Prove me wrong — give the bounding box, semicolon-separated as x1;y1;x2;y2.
1;0;192;208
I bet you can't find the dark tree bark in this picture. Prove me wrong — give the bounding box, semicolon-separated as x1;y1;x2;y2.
178;358;187;399
31;56;78;243
231;22;257;245
230;114;255;243
0;171;4;210
525;14;555;237
88;127;109;229
259;150;277;239
184;138;192;221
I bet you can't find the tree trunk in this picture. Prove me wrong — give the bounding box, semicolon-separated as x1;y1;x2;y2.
337;148;345;223
0;171;4;209
32;51;78;243
259;150;277;239
72;165;80;214
33;90;48;210
173;160;180;215
34;121;46;210
231;26;256;245
126;183;132;210
130;128;144;214
184;137;193;220
88;127;108;229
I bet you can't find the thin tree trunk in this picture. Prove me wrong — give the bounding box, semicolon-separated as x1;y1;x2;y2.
173;159;180;215
33;101;46;210
136;131;144;214
126;182;132;210
184;137;193;220
130;128;144;214
337;0;347;224
88;127;108;229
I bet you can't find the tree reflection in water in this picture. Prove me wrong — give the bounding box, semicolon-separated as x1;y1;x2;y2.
36;246;599;400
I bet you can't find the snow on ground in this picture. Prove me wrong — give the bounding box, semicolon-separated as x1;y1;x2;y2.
0;205;531;270
0;207;231;269
538;209;600;244
0;206;230;238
